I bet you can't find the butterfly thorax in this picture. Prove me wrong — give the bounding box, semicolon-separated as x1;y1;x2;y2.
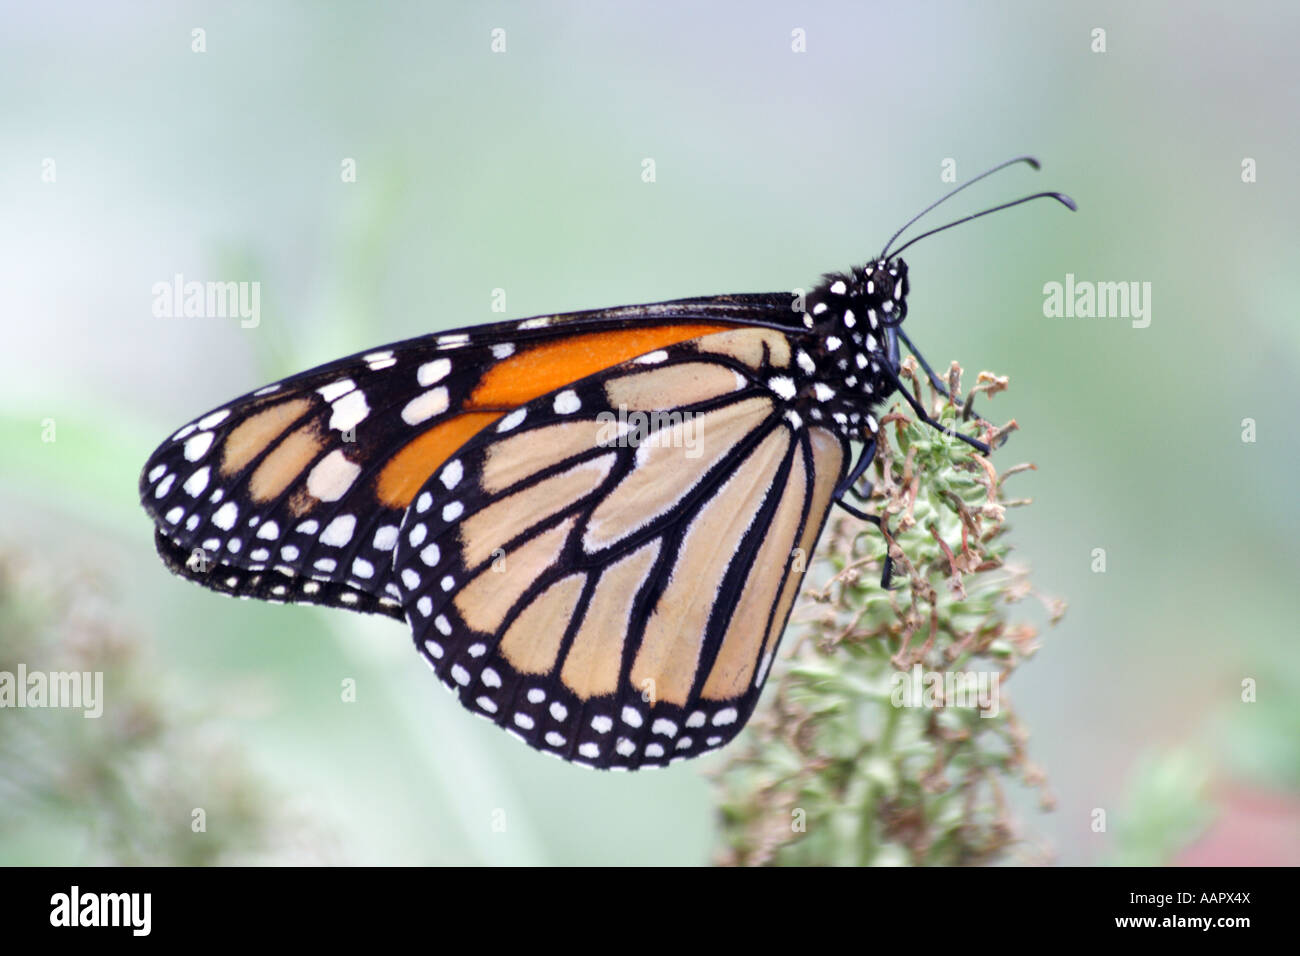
785;256;909;441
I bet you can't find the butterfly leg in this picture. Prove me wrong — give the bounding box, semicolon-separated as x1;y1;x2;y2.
835;438;877;501
882;366;991;454
832;439;894;588
894;330;993;431
833;500;895;589
896;328;958;400
847;478;874;503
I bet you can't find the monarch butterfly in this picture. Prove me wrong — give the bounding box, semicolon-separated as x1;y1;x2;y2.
140;157;1073;770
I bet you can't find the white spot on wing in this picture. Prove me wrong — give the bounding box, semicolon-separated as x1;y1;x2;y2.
213;501;238;530
320;514;357;547
307;450;361;502
553;390;581;414
651;718;677;737
418;358;451;386
184;432;214;461
330;389;369;431
401;387;449;425
183;467;210;497
497;408;527;432
198;409;230;430
316;380;355;403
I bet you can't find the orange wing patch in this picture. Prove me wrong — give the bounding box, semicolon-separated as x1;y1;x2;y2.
378;324;733;510
469;324;731;408
377;412;503;508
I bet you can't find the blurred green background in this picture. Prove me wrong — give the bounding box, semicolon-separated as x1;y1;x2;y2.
2;1;1297;865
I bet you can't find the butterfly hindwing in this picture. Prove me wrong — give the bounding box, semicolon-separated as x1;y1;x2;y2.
392;328;847;769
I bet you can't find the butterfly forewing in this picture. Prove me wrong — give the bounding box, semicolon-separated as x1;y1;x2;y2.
392;328;846;769
139;299;791;619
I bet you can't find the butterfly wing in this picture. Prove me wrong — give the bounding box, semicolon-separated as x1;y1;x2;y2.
139;295;792;618
393;327;847;769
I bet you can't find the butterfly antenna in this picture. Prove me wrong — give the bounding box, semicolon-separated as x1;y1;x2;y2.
887;191;1077;258
880;155;1043;259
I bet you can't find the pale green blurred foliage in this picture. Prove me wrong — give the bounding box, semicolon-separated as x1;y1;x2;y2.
1104;750;1214;867
714;368;1061;865
0;551;337;865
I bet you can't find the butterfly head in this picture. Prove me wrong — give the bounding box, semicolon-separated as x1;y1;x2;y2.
861;257;909;328
790;258;912;437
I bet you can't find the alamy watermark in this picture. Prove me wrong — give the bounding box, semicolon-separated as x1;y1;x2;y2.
890;663;1000;718
596;407;703;458
1042;274;1151;329
0;665;103;718
50;886;150;936
152;273;260;328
